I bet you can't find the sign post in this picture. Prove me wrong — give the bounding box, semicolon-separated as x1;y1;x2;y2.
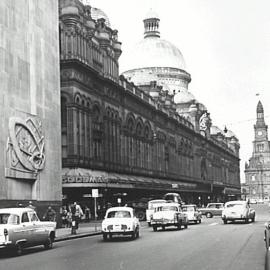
92;189;99;220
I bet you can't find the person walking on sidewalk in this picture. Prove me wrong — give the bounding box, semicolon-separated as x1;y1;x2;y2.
71;202;84;230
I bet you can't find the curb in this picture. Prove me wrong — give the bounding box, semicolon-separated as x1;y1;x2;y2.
55;231;102;242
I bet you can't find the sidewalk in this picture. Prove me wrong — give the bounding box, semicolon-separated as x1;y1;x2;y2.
55;221;102;242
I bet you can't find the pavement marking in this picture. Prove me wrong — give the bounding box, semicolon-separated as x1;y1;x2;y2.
209;222;219;226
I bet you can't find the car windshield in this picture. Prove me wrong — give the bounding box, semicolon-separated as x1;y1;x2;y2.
0;213;20;224
182;206;195;212
107;211;131;218
158;206;178;212
148;200;166;209
226;203;245;208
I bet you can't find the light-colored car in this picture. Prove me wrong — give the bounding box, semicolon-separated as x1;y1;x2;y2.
221;200;255;224
198;203;224;218
0;208;56;255
151;202;188;231
101;207;140;241
146;199;167;226
182;204;202;224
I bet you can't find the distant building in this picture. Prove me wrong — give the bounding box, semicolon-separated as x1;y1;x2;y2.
245;101;270;201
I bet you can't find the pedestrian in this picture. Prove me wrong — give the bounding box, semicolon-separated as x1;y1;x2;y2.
61;206;68;227
84;206;91;222
27;201;36;211
72;202;84;229
43;206;56;222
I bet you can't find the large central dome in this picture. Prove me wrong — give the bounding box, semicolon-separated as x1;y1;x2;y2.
121;9;186;72
124;37;186;71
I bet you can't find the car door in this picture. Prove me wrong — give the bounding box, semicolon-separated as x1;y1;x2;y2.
29;211;47;245
20;211;35;246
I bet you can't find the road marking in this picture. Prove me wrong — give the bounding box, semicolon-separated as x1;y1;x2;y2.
209;222;218;226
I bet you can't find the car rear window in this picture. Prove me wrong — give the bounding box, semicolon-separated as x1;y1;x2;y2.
0;214;20;225
226;203;244;208
107;211;131;218
182;206;194;212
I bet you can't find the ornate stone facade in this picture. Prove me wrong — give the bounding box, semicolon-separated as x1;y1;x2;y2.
59;0;241;209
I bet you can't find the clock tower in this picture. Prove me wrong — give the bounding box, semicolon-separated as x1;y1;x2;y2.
244;100;270;202
253;101;270;155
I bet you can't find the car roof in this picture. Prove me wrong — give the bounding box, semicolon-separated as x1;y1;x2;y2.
183;204;197;207
0;208;35;215
149;199;167;203
106;207;133;212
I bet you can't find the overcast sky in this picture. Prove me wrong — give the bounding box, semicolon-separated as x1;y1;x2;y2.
89;0;270;182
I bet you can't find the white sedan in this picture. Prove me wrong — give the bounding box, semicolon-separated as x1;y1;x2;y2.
0;208;56;255
221;200;255;224
101;207;140;241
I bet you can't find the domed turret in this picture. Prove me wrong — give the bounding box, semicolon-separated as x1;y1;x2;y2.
121;9;190;95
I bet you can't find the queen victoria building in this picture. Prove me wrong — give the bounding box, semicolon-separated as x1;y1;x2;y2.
58;0;241;217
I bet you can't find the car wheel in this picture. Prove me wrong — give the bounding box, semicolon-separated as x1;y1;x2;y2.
252;216;255;222
223;219;227;224
162;225;165;231
131;231;136;240
103;233;108;241
44;235;53;250
184;223;188;229
198;219;202;224
206;212;213;218
245;218;249;224
136;228;140;239
153;225;157;232
15;243;23;256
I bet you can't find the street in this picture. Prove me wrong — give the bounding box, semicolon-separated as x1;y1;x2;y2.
1;204;269;270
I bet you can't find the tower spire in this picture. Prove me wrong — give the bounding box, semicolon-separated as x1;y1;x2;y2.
256;100;265;126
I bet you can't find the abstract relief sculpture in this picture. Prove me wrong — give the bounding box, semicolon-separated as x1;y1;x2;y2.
5;117;45;180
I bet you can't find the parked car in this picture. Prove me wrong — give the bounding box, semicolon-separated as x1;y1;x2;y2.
182;204;202;224
198;203;224;218
101;207;140;241
151;202;188;231
0;208;56;255
221;200;255;224
146;199;167;226
264;221;270;250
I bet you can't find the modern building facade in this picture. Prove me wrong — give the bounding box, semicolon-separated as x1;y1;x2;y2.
0;0;62;215
244;101;270;201
59;0;241;218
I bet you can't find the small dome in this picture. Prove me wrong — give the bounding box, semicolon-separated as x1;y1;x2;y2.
210;126;223;135
144;9;160;20
224;129;237;139
91;7;111;27
174;90;195;104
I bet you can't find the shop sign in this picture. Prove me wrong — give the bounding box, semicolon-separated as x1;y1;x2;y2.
62;175;107;184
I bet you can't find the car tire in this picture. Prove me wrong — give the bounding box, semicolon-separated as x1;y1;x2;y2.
184;223;188;229
198;219;202;224
44;235;53;250
206;212;213;218
153;225;157;232
162;225;165;231
103;233;108;241
131;231;136;240
252;216;255;222
15;243;23;256
223;219;227;224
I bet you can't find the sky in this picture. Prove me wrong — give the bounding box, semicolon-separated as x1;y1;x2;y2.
89;0;270;182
